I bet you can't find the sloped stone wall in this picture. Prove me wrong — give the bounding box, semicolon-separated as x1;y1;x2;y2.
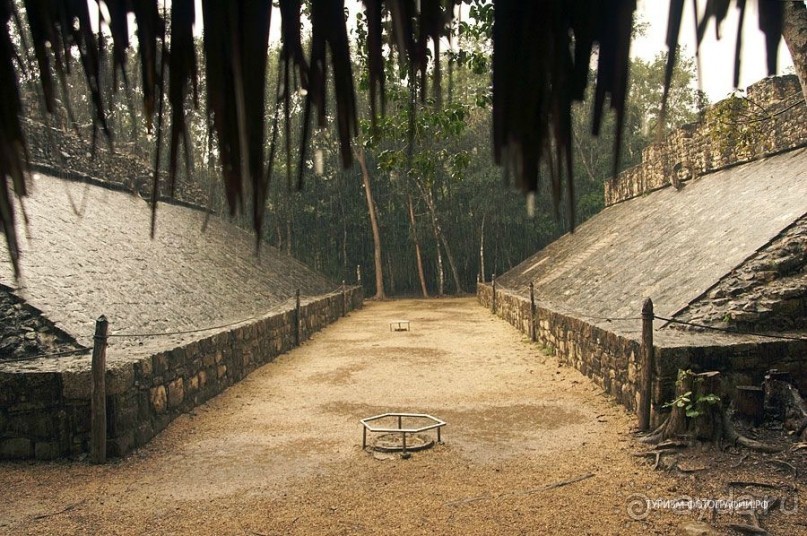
0;286;83;362
479;283;807;427
674;215;807;332
23;118;210;209
0;287;362;460
605;76;807;206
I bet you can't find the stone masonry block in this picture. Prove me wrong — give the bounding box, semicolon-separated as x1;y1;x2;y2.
152;353;168;377
167;347;187;372
187;374;199;394
106;363;134;395
135;422;154;447
150;385;167;414
20;373;62;407
0;438;34;459
7;411;57;440
109;393;139;437
62;369;92;400
134;357;153;384
35;441;62;460
167;378;184;408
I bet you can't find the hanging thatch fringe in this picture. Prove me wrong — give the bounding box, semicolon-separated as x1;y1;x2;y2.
0;0;785;275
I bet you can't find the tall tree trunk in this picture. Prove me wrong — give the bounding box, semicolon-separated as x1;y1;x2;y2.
355;146;386;299
479;212;486;283
440;226;465;294
285;215;292;255
337;175;349;281
386;256;396;295
407;193;429;297
433;222;445;296
784;1;807;103
421;185;464;294
285;196;293;255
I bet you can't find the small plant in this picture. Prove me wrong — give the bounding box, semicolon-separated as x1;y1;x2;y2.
663;369;720;418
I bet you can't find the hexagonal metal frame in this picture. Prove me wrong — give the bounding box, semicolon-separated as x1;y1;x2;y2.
361;413;446;453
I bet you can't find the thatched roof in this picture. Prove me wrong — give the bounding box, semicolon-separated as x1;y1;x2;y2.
0;0;786;275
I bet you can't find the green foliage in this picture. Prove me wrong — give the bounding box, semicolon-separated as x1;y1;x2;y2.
627;49;706;138
704;92;761;158
663;370;721;419
16;4;705;299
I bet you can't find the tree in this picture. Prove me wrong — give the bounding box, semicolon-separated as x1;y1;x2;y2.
354;144;386;299
0;1;800;274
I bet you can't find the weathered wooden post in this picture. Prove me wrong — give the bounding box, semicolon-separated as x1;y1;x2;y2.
491;274;497;314
638;298;654;432
342;280;347;316
294;289;301;346
91;315;109;464
529;282;537;342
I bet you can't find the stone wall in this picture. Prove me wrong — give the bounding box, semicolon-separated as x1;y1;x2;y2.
479;283;807;428
478;283;646;412
23;118;210;209
674;214;807;332
0;286;83;362
605;75;807;207
655;341;807;415
0;287;362;460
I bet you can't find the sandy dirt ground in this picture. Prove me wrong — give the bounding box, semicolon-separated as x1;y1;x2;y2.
0;298;804;535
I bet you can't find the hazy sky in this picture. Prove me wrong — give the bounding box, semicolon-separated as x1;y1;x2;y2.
632;0;795;102
167;1;796;104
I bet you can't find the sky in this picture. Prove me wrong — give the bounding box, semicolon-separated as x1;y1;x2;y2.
632;0;795;102
121;1;796;104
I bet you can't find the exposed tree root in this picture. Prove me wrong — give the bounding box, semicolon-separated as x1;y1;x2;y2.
641;370;783;453
720;411;784;453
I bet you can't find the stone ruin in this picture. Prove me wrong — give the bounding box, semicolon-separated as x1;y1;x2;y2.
0;170;362;460
480;75;807;424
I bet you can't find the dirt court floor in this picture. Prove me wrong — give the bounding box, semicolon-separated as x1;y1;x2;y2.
0;298;805;535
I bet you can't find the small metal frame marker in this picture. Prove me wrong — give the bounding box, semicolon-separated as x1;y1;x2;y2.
360;413;446;454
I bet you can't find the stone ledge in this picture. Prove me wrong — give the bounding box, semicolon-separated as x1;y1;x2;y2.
605;76;807;207
0;286;363;460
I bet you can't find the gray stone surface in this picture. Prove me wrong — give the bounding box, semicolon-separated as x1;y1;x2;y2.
0;288;83;362
0;285;362;459
497;147;807;334
0;172;338;367
674;214;807;331
605;76;807;206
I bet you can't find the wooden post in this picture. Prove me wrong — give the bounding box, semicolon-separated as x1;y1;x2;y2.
91;315;109;464
342;280;347;316
529;282;536;342
294;289;301;345
491;274;496;314
638;298;654;432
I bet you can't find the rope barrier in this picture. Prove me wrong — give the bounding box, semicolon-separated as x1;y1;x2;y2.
488;283;807;343
107;295;299;339
654;315;807;342
107;284;355;339
1;284;358;362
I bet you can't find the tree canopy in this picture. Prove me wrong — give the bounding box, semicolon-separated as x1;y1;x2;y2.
0;0;791;276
